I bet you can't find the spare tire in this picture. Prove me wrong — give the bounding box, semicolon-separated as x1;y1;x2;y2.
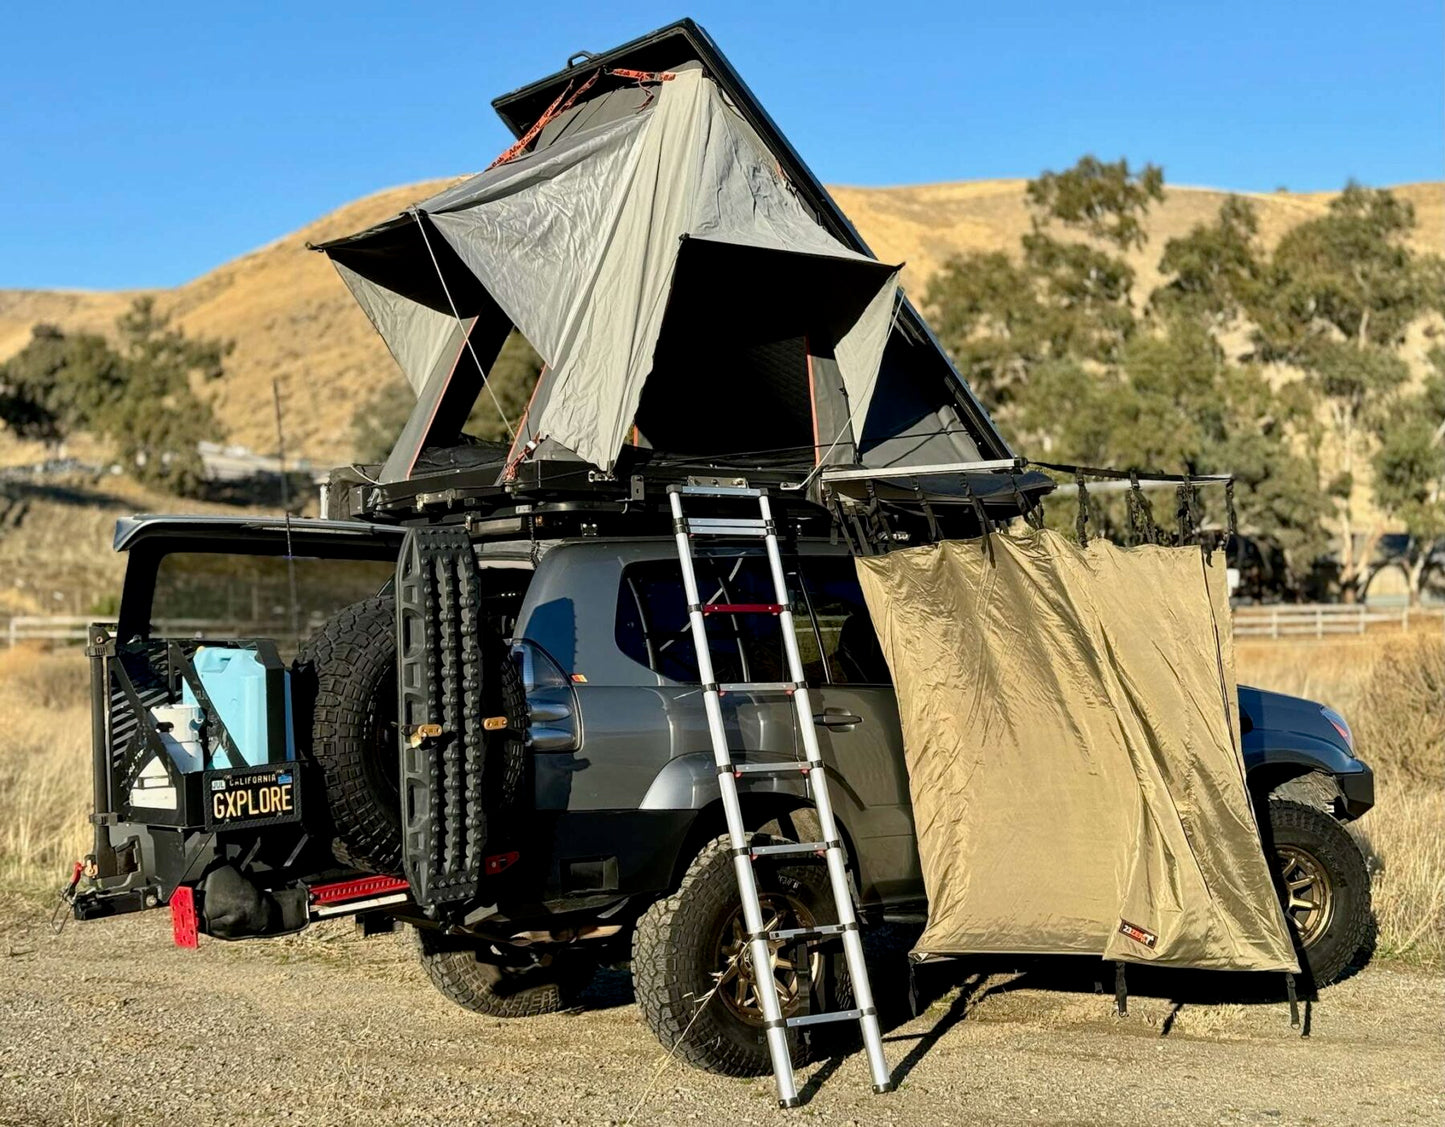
296;596;404;873
296;596;530;876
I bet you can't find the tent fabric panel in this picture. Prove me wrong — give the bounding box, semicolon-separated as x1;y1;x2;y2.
858;333;987;469
333;261;463;393
424;110;653;374
518;66;715;468
516;68;900;469
855;531;1297;972
324;67;902;474
806;352;856;466
832;271;900;436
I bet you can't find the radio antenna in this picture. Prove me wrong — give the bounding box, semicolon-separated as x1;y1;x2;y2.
272;378;301;644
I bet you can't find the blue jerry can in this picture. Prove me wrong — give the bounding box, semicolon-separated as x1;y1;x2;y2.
183;646;295;769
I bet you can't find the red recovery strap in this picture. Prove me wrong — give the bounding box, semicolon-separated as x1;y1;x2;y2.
487;68;677;170
608;68;676;83
488;70;603;170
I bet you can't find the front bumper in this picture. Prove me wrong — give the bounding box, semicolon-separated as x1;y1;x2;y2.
1336;763;1375;821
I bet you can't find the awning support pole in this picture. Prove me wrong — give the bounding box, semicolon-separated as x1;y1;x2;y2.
1285;972;1300;1029
1114;961;1128;1016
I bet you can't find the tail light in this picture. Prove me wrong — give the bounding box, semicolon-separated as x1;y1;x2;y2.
512;640;580;752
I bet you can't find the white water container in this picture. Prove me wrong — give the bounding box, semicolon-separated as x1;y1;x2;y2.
152;703;206;773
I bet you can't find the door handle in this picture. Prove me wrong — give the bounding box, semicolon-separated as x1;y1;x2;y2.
813;708;863;730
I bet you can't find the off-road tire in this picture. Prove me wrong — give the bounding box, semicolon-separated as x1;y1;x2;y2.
1266;799;1371;987
296;596;529;876
296;597;403;873
415;929;595;1018
632;835;847;1077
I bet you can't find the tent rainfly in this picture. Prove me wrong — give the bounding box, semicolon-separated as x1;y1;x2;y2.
316;65;918;481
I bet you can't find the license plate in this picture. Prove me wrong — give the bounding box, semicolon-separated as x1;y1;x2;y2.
205;766;300;828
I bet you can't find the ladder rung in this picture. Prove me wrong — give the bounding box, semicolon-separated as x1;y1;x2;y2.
670;484;763;497
687;517;769;536
731;761;816;776
787;1008;863;1029
702;602;783;615
750;840;832;857
771;923;850;941
717;681;796;694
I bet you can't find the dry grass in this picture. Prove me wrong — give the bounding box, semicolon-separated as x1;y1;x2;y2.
1239;635;1445;967
0;634;1438;967
0;646;91;890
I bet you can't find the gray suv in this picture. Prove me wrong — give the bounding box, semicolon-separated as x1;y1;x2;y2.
78;516;1373;1077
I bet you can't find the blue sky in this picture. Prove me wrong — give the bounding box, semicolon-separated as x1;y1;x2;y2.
3;1;1440;290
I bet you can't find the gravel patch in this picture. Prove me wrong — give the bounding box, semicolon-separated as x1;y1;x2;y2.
0;904;1439;1126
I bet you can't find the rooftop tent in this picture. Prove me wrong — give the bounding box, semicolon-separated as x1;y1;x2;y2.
318;64;901;478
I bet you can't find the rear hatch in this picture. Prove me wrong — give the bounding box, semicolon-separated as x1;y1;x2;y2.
76;517;403;922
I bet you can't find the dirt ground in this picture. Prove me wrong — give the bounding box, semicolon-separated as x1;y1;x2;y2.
1;903;1439;1127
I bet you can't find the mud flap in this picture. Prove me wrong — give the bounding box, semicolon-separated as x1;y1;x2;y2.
396;527;488;909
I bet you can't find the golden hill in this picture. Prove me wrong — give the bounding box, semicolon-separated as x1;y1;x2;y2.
1;179;1440;466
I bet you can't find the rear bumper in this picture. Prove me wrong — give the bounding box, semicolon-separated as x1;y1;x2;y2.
528;808;697;904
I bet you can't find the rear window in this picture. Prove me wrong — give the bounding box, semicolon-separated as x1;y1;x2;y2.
799;558;891;686
151;553;394;660
613;554;895;686
615;556;824;684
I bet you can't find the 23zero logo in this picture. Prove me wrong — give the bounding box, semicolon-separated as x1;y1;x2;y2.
1118;919;1158;948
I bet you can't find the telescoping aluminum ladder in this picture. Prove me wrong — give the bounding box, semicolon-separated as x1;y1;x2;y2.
667;483;892;1108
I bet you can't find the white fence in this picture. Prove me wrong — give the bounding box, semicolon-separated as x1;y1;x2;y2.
4;616;316;648
1232;603;1445;638
7;605;1441;648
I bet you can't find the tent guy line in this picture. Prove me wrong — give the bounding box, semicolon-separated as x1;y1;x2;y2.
409;206;516;441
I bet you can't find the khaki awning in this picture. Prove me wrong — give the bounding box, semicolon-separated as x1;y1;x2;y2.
856;530;1297;972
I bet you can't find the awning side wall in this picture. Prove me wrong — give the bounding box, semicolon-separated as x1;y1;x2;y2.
855;531;1297;972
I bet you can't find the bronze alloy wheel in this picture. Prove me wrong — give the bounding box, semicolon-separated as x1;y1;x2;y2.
709;892;820;1024
1277;843;1335;948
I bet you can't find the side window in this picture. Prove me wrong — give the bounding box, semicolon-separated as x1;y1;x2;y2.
615;556;817;684
801;557;892;686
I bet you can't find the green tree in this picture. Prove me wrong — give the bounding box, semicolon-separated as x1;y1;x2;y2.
1024;156;1165;250
0;299;230;496
1255;184;1435;358
918;251;1043;406
0;323;125;441
1241;185;1437;597
100;297;231;494
1370;348;1445;603
1153;195;1264;324
925;156;1163;415
349;378;413;464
